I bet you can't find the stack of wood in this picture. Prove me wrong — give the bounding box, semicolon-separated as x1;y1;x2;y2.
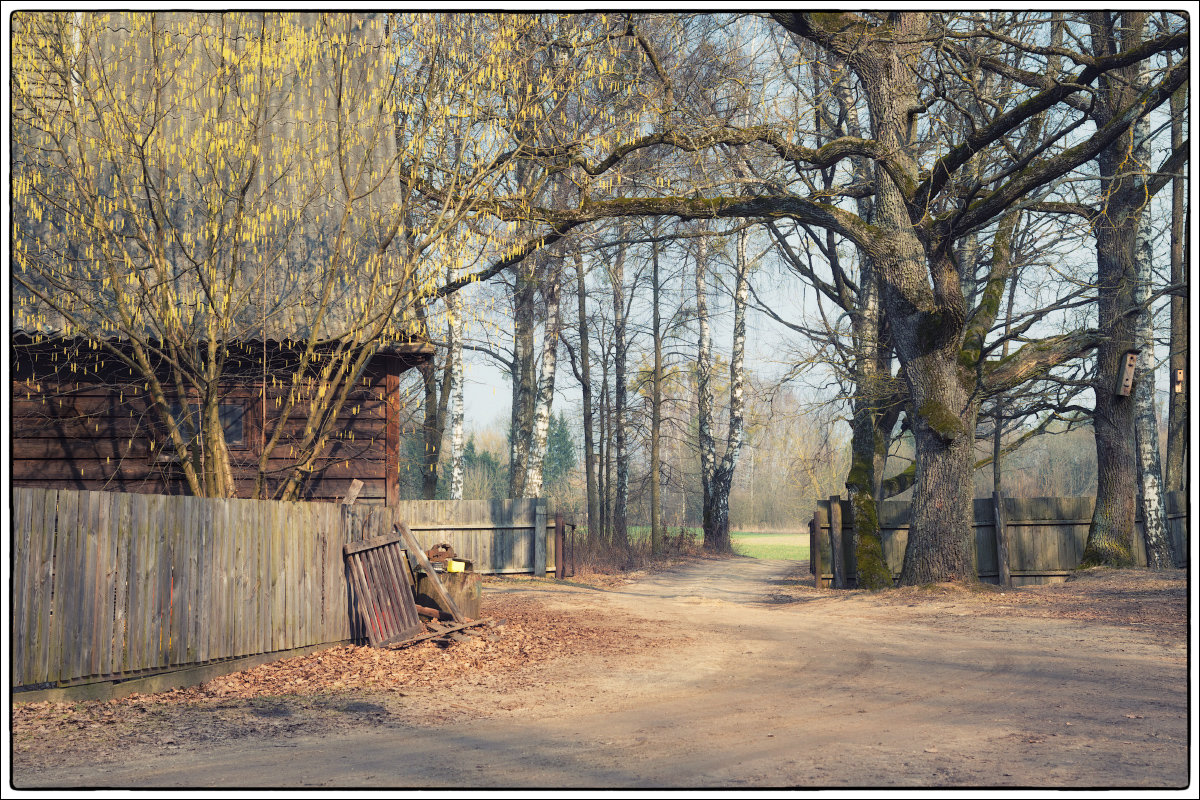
342;523;492;650
406;617;507;648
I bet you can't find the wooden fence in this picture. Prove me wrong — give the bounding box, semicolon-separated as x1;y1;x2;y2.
395;498;550;576
810;492;1189;588
10;489;551;691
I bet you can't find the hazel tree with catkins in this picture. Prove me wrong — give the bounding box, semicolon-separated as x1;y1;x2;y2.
11;11;639;499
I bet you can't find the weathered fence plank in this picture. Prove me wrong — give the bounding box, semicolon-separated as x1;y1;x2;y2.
829;495;845;590
125;492;148;673
154;493;172;669
93;491;116;677
12;487;36;686
75;491;100;679
534;499;548;578
164;496;184;668
992;492;1011;588
13;489;558;690
51;490;80;684
112;492;133;673
31;490;58;683
195;495;213;665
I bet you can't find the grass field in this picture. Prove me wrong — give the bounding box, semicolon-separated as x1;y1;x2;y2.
606;526;809;561
730;532;810;561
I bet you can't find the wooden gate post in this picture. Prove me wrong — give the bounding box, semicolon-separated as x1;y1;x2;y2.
844;497;858;589
829;495;845;590
992;491;1012;588
554;512;565;579
808;513;821;585
534;499;548;578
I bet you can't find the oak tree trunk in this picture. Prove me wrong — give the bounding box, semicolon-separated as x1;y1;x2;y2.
1165;84;1188;496
1084;12;1145;566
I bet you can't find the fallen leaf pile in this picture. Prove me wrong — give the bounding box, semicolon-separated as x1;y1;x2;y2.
11;591;645;739
169;593;634;701
871;567;1188;637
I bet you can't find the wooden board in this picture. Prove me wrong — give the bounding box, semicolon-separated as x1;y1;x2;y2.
397;523;465;624
342;535;422;648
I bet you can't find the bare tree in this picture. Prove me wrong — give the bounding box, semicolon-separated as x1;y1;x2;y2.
509;12;1186;582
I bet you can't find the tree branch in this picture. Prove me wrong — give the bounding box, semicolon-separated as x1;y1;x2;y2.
982;328;1099;396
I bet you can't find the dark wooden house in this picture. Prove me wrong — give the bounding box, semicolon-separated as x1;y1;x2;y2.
11;332;433;505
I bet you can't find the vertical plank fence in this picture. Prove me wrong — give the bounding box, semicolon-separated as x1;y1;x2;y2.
811;492;1188;588
11;489;554;691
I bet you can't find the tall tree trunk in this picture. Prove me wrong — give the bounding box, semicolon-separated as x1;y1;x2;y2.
416;302;450;500
599;354;611;541
611;231;629;547
509;263;537;498
574;249;600;541
706;226;751;554
523;259;563;498
650;227;664;555
834;67;891;589
850;13;979;584
1084;12;1145;566
694;234;717;549
447;298;465;500
787;12;981;584
199;384;235;499
1129;78;1175;569
845;266;892;589
1084;214;1139;566
1165;82;1188;496
991;274;1020;494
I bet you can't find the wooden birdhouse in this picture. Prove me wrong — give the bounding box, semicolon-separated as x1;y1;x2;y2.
1115;349;1140;396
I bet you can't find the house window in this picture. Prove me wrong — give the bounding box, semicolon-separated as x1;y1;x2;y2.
167;401;246;448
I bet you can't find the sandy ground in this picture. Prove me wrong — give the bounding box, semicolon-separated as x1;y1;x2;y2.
8;558;1192;791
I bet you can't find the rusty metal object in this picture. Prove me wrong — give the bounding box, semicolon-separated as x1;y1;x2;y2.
425;542;455;563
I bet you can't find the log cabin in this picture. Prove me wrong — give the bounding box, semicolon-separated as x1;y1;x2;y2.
10;331;434;505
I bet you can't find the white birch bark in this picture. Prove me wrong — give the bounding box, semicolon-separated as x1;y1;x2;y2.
1131;76;1175;568
447;296;465;500
695;234;715;502
522;268;562;498
718;227;750;479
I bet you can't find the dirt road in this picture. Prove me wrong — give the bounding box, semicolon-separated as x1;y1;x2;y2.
11;558;1190;789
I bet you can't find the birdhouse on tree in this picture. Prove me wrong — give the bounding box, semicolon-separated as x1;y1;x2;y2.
1115;349;1140;396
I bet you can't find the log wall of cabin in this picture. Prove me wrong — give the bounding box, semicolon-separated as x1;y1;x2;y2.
11;353;423;503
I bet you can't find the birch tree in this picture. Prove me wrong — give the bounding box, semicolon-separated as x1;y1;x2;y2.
1128;22;1175;569
521;254;564;497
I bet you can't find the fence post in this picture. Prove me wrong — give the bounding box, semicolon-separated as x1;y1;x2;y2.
829;495;844;590
992;491;1011;588
844;496;858;589
534;499;548;578
809;513;822;587
568;522;576;578
554;512;565;579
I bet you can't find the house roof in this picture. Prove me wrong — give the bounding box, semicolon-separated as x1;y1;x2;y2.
10;329;434;360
